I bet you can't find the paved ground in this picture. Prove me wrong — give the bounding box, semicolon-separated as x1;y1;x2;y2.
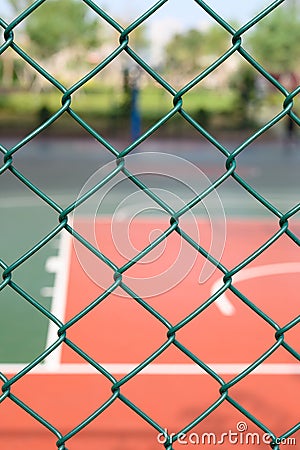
1;135;299;217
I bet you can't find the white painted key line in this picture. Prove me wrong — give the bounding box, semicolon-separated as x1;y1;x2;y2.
212;262;300;316
1;363;299;375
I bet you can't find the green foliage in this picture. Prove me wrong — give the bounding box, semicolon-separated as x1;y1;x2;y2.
230;64;258;126
164;29;203;76
201;24;231;57
0;84;236;125
25;0;100;57
129;25;150;53
247;4;300;73
163;25;234;81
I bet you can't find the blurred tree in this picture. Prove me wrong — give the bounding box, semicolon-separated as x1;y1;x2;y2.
247;4;300;74
201;24;231;57
230;64;258;127
164;24;238;84
4;0;101;88
23;0;100;58
129;25;150;54
164;29;204;80
2;1;29;87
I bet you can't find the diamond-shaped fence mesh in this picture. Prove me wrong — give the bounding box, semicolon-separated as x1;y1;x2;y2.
0;1;299;449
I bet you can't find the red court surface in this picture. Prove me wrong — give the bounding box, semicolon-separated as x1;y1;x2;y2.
1;218;299;449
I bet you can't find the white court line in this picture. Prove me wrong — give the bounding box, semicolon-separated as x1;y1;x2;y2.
43;228;72;370
1;226;298;376
212;262;300;316
0;363;299;375
41;287;54;297
0;194;74;208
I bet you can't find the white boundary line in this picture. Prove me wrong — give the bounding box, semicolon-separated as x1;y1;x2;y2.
43;228;72;370
0;194;74;208
213;262;300;316
0;363;299;375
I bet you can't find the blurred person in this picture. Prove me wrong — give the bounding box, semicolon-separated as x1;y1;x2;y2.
37;104;51;149
284;114;298;152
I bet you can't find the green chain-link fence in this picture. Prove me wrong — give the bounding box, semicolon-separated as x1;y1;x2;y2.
0;0;299;449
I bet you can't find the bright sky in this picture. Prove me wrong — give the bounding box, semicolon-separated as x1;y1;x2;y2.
100;0;272;26
2;0;273;25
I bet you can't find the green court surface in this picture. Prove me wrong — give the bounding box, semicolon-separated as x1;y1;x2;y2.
0;206;57;362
